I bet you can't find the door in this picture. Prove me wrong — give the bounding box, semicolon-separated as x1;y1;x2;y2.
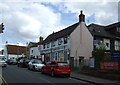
44;61;51;73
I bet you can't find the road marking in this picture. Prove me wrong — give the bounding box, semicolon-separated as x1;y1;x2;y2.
0;74;8;85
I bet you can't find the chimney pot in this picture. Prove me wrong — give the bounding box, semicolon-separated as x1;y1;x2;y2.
39;36;43;42
79;10;85;22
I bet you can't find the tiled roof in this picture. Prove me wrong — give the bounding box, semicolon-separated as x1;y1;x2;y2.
6;45;27;55
43;22;79;43
87;23;116;39
105;22;120;30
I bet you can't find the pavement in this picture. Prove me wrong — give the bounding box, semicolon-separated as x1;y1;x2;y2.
71;72;120;85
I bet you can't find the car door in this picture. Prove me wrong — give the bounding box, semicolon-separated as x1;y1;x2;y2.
19;59;23;66
44;61;51;73
30;60;35;69
28;60;32;69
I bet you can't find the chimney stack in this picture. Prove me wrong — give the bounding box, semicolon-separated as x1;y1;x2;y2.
39;36;43;42
79;10;85;22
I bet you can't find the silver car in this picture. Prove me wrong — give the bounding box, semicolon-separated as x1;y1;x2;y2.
28;59;44;71
0;59;7;67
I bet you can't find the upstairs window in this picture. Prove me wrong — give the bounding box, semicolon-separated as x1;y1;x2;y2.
31;50;33;53
47;43;50;48
43;44;45;49
52;41;56;47
64;37;68;44
58;38;63;45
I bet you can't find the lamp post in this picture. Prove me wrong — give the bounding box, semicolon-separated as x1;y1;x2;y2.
17;43;19;59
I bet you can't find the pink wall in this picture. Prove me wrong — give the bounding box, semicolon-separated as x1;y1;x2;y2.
70;22;93;66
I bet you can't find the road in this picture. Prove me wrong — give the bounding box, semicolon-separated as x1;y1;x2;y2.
2;65;91;85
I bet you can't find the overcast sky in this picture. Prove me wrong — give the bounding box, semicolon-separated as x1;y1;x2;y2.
0;0;119;50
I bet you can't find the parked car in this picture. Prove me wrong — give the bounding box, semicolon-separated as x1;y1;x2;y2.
7;59;17;65
41;60;71;77
0;59;7;67
28;59;44;71
17;58;30;67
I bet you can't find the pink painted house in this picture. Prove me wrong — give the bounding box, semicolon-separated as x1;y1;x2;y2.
40;11;93;68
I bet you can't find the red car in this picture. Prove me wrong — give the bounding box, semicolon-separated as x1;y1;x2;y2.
41;60;71;77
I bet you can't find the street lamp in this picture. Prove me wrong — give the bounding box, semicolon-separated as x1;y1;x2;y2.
17;43;19;59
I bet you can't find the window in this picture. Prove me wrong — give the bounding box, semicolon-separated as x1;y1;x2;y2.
43;44;45;49
47;43;50;48
106;43;109;47
52;41;56;47
64;37;68;44
115;41;120;50
117;27;120;32
46;61;51;65
31;50;33;53
57;62;68;66
51;61;56;65
58;38;63;45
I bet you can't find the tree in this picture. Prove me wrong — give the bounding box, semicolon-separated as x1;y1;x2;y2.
92;47;106;69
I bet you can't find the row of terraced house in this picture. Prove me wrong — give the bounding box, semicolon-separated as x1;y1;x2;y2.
28;11;120;69
3;11;120;69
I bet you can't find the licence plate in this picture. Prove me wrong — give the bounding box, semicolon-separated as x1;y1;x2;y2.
61;71;68;73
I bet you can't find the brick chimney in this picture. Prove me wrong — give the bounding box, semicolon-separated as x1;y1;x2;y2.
79;10;85;22
39;36;43;42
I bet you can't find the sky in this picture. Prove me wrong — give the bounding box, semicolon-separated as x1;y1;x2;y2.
0;0;119;50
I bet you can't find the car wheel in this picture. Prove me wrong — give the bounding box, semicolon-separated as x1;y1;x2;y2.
51;70;55;77
33;66;35;71
28;66;30;70
66;74;70;77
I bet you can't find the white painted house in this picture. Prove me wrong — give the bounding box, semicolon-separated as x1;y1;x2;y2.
3;44;27;60
29;37;44;59
30;45;41;58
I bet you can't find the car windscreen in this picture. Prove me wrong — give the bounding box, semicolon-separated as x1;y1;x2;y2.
11;59;16;62
57;62;68;66
24;59;30;62
35;60;42;64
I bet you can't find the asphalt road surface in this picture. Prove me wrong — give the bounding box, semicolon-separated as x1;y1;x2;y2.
2;65;91;85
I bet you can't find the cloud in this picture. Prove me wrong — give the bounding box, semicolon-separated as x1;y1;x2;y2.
0;0;119;49
56;1;118;25
1;1;61;42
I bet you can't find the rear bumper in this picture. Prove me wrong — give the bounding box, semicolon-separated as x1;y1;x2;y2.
54;69;71;75
0;64;7;67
